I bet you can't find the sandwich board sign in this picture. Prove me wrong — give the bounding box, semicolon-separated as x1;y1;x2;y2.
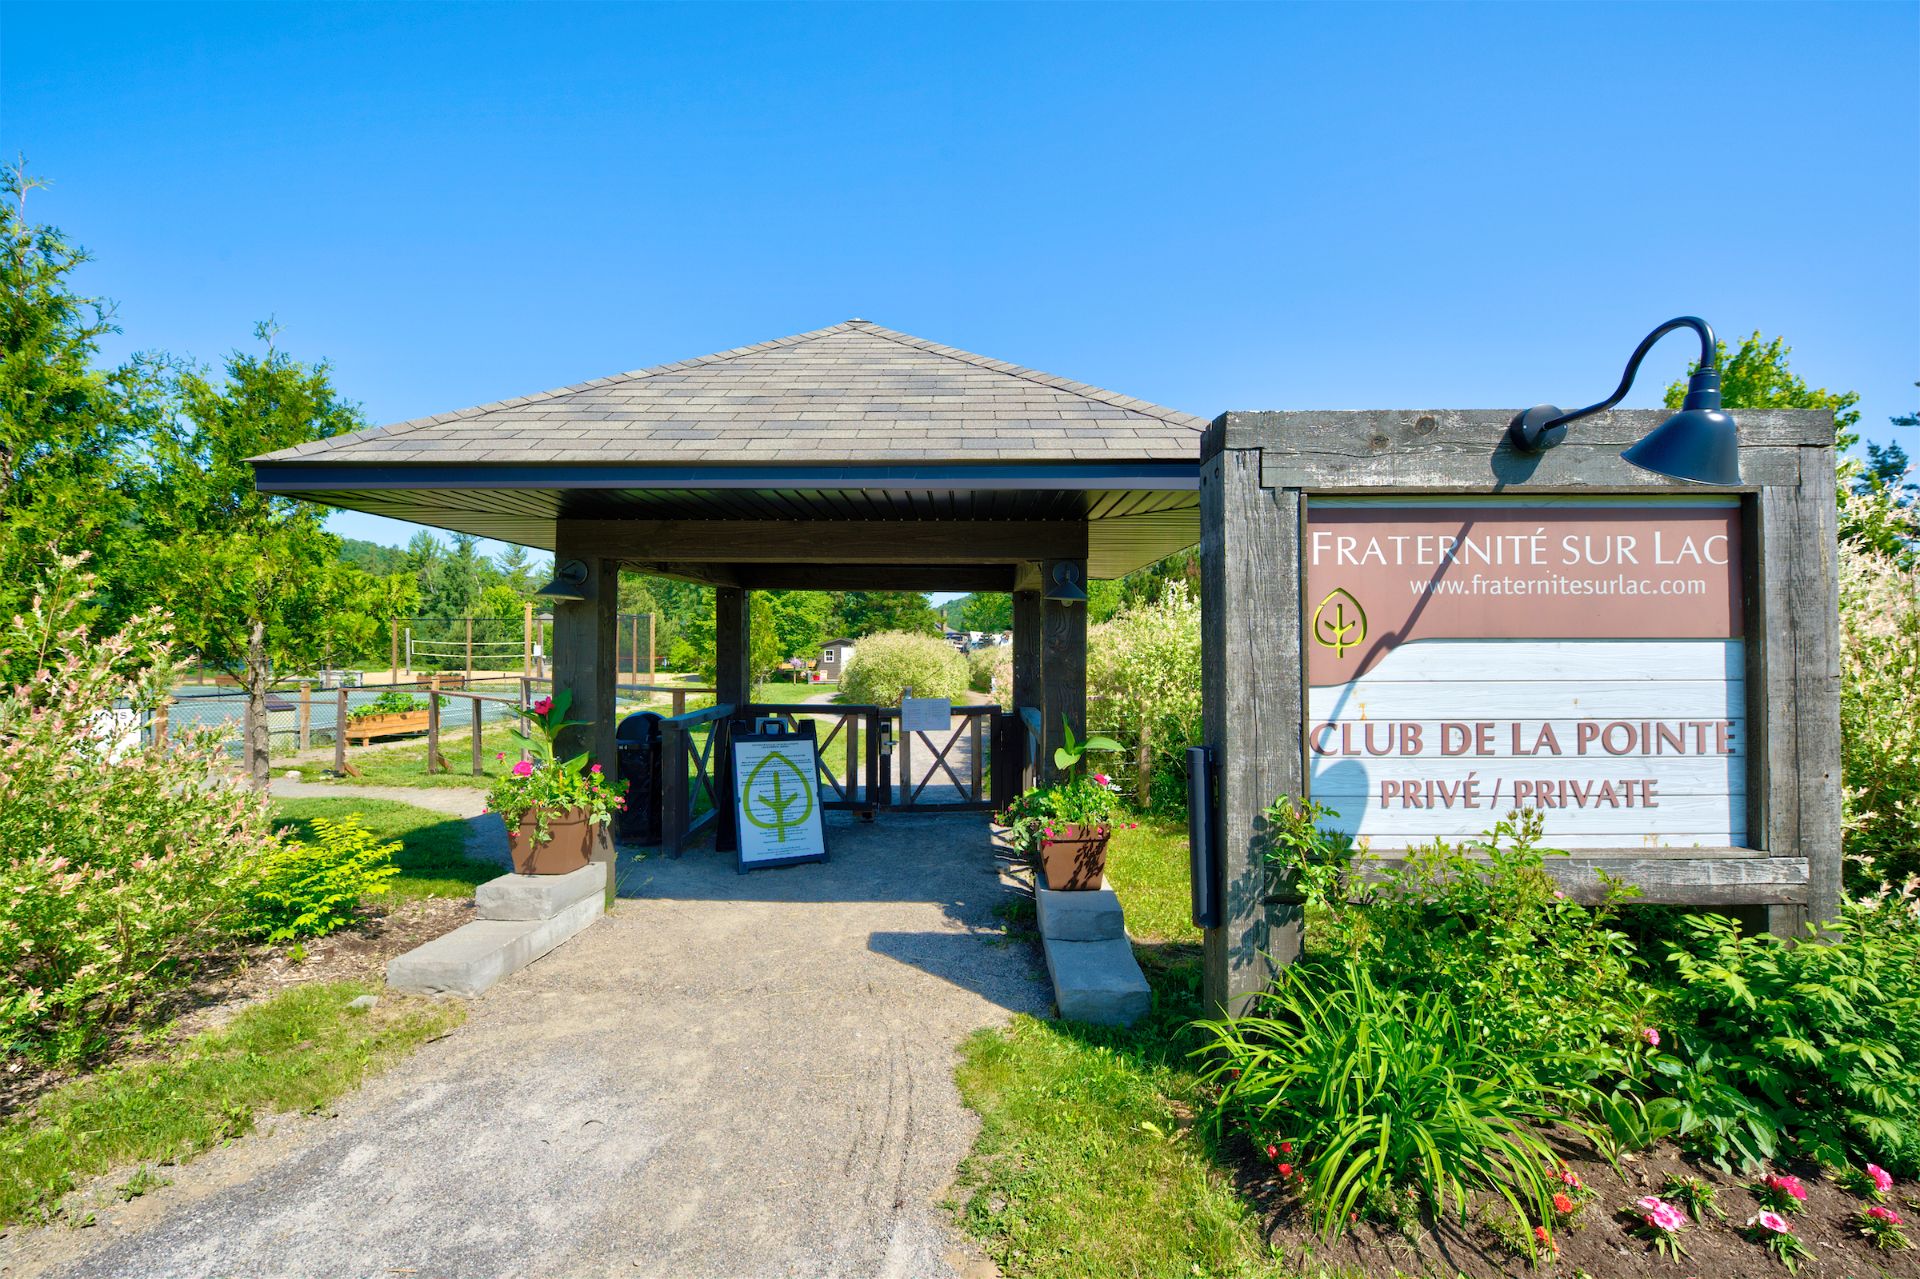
1306;496;1744;848
730;721;829;872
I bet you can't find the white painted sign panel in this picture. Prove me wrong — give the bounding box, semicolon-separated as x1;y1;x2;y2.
899;697;952;734
1305;497;1746;849
730;732;829;870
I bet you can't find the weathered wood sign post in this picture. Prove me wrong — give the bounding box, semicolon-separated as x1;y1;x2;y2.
1199;409;1841;1015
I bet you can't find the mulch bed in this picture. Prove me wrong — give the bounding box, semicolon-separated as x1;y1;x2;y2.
1240;1133;1920;1278
0;897;473;1121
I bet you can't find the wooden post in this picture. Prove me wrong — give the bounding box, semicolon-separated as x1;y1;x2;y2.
1011;588;1042;787
1199;442;1303;1016
1039;560;1088;782
551;526;619;778
630;612;640;684
471;695;484;776
390;620;400;683
298;683;312;750
647;613;656;682
672;689;686;716
427;690;441;774
714;586;750;709
334;686;348;776
661;718;688;858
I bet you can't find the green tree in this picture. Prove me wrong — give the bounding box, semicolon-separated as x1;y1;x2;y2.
143;323;367;786
956;592;1013;633
767;590;833;660
829;590;938;637
749;593;782;686
420;532;486;621
0;166;170;639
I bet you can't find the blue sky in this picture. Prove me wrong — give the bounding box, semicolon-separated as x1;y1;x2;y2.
5;1;1915;566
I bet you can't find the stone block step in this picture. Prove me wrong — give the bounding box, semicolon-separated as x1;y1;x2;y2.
1034;878;1124;942
387;893;602;997
1042;935;1151;1027
475;862;607;921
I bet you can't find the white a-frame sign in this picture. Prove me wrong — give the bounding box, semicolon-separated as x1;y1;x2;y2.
730;722;830;872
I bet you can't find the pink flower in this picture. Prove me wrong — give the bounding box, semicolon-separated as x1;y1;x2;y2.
1753;1210;1791;1234
1868;1205;1903;1224
1642;1027;1661;1047
1638;1197;1686;1232
532;696;553;715
1551;890;1567;900
1867;1163;1894;1193
1765;1173;1808;1202
1092;772;1109;785
496;752;506;761
589;763;602;774
511;760;534;777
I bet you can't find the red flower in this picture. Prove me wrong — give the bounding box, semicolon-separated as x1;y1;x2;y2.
1265;1145;1278;1160
1552;1193;1573;1214
1277;1163;1292;1177
1279;1141;1293;1154
532;696;553;715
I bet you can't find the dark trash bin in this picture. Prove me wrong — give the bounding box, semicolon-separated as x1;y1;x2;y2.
615;711;665;844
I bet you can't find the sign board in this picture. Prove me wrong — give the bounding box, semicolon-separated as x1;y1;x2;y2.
730;726;829;872
899;696;952;734
1305;496;1745;849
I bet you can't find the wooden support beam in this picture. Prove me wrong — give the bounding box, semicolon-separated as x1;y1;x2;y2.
1200;449;1303;1016
1038;560;1087;783
1011;590;1042;714
551;531;618;775
565;519;1088;564
721;564;1020;592
714;586;751;708
623;561;740;589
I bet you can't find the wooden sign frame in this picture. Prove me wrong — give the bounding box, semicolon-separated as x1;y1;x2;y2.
729;721;830;873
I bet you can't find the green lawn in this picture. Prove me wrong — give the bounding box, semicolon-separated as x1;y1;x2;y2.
0;980;462;1228
270;797;499;899
953;817;1376;1279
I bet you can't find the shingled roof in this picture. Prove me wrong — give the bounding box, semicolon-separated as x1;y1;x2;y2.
255;319;1206;467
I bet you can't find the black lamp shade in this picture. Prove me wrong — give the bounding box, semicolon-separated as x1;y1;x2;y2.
1620;406;1742;486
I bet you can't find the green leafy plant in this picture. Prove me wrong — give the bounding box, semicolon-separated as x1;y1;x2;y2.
1659;1172;1723;1222
345;689;423;723
1051;716;1121;773
1194;958;1588;1247
837;630;968;706
1835;1160;1895;1202
1653;901;1920;1173
239;814;400;943
484;690;626;844
997;773;1125;862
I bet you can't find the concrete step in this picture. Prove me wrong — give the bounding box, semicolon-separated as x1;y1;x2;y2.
1034;878;1125;941
1041;933;1152;1027
388;863;608;997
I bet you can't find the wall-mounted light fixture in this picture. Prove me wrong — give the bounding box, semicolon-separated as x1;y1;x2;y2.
1043;560;1088;604
1508;316;1741;485
535;559;592;602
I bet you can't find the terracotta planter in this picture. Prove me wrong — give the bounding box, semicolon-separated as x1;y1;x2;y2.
507;805;594;875
1040;823;1111;891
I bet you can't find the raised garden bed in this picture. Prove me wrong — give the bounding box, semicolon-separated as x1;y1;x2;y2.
343;709;432;744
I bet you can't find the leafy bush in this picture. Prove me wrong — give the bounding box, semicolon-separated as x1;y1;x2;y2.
1838;525;1920;892
238;814;400;942
968;644;1009;702
838;630;967;705
1086;581;1201;811
1649;897;1920;1175
0;556;275;1062
1195;960;1587;1244
1265;803;1648;1070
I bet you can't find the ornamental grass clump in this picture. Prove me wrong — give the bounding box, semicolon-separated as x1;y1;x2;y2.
0;556;277;1063
1193;960;1587;1248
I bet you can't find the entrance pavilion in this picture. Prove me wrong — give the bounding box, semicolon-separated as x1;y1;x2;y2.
252;318;1206;828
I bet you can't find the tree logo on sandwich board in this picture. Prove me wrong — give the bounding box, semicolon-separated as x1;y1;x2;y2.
743;748;814;844
730;725;829;871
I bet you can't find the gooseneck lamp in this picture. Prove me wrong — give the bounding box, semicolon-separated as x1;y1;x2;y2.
1508;316;1741;485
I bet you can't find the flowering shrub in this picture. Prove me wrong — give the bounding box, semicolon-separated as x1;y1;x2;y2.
484;691;625;843
0;557;276;1062
1838;523;1920;892
837;631;967;707
1086;582;1201;810
241;814;399;942
998;773;1124;862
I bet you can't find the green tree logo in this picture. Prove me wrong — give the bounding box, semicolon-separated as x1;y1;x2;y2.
743;749;816;844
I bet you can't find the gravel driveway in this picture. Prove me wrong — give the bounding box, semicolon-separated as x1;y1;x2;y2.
17;809;1042;1279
